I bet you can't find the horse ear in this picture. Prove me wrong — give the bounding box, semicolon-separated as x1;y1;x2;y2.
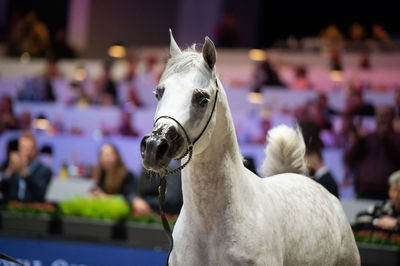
169;29;181;57
202;36;216;70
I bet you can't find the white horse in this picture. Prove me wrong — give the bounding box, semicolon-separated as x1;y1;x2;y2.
140;30;360;266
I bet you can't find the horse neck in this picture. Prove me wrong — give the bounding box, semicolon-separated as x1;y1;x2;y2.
181;84;246;222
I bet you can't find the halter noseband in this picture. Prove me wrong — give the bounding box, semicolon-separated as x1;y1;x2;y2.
153;80;219;175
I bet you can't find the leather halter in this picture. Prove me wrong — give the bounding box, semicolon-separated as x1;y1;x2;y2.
153;80;219;176
153;80;219;266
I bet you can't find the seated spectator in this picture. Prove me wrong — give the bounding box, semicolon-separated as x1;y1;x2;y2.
42;59;59;101
305;145;339;197
343;89;375;117
329;46;343;71
0;96;18;134
121;58;143;107
67;80;90;106
354;170;400;231
320;24;343;44
51;28;76;59
345;106;400;199
18;59;59;102
372;24;391;42
137;162;183;215
251;60;285;92
20;11;50;57
91;143;152;215
118;111;139;137
0;139;18;172
290;65;313;90
18;111;32;131
0;133;52;202
93;61;117;106
346;23;368;53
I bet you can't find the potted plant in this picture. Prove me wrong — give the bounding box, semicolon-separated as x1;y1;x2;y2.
0;201;56;237
59;196;130;242
355;230;400;266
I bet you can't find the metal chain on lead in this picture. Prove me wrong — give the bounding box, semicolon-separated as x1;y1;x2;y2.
162;145;193;176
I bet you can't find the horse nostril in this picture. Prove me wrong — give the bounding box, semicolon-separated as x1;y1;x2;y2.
165;126;178;142
156;138;169;160
140;135;150;158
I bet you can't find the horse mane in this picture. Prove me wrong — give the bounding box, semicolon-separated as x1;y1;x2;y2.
160;45;215;83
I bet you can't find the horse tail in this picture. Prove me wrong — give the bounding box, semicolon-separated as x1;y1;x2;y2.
260;125;307;177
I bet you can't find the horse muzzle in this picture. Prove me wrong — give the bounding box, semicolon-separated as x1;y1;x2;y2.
140;124;184;172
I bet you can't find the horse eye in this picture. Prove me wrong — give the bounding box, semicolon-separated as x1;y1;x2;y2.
199;97;209;107
192;89;210;107
154;87;165;100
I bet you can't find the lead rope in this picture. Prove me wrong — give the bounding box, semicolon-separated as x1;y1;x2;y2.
158;146;193;266
0;253;26;266
156;81;219;265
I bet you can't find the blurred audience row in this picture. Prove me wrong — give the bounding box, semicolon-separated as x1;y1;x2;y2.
0;133;182;215
2;86;400;147
1;126;399;219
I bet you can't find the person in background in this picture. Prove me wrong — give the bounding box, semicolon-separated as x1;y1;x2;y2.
0;133;51;202
20;11;50;57
42;59;59;101
124;57;143;107
354;170;400;231
39;145;53;169
93;61;117;106
305;144;339;197
0;139;19;172
345;105;400;199
18;111;32;131
68;81;90;106
0;96;18;134
91;143;152;215
251;60;285;92
290;65;313;90
137;162;183;215
372;24;391;42
320;24;343;44
343;89;375;117
118;111;139;137
51;28;76;59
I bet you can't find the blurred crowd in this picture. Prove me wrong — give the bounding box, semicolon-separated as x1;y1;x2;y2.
0;56;164;136
0;133;183;216
273;23;400;53
1;11;400;223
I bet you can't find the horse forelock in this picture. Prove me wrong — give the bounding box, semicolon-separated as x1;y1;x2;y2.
160;47;215;84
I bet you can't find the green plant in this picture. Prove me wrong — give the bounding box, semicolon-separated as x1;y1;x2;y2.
4;201;55;215
59;196;130;220
354;230;400;248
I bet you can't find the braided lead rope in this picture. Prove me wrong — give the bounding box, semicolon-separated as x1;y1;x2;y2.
158;175;173;266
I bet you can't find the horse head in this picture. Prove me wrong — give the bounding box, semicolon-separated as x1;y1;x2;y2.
140;29;219;173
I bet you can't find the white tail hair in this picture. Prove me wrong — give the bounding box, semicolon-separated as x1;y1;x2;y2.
260;125;306;177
